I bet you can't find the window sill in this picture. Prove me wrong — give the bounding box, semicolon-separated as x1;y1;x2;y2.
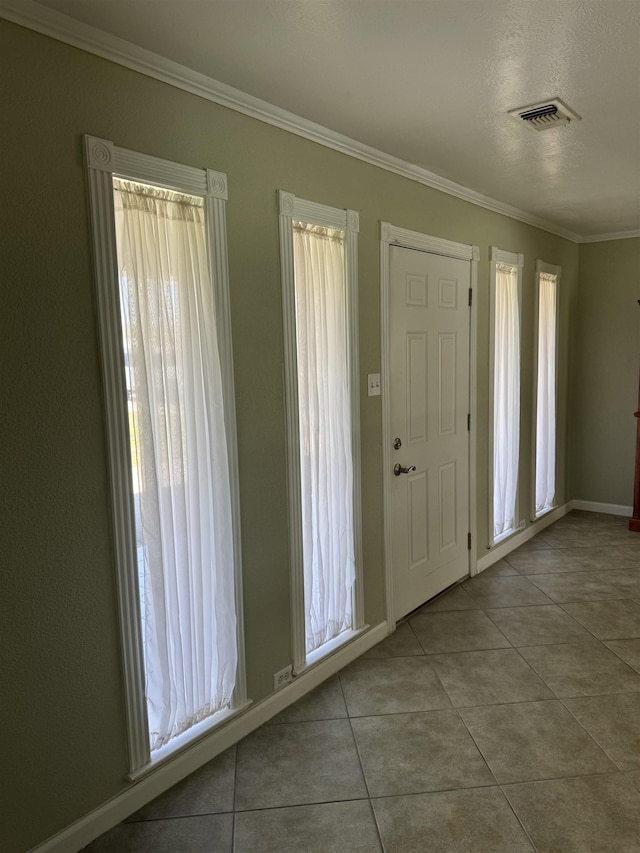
533;504;556;521
295;625;370;677
127;700;252;782
490;522;526;548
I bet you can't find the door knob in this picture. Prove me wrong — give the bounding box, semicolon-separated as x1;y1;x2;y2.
394;463;416;476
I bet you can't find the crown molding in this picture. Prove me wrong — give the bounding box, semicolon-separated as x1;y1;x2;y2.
2;0;630;244
578;230;640;244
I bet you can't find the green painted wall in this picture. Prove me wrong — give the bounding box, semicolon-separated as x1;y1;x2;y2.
572;239;640;505
1;20;583;852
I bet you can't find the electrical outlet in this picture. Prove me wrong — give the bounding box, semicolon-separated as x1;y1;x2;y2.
273;665;293;691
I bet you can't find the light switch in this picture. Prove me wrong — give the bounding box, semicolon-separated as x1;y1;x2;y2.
367;373;381;396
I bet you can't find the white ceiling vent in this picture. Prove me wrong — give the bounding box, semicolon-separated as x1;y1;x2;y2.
508;98;581;131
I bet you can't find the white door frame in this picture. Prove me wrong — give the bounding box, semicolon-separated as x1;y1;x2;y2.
380;222;479;630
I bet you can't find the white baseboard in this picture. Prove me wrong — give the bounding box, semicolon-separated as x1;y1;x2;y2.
476;499;635;574
475;501;573;574
572;499;632;517
30;621;389;853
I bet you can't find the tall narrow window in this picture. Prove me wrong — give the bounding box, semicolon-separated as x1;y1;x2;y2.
85;137;246;773
293;220;355;654
489;249;523;544
114;178;237;751
534;261;560;517
279;192;364;673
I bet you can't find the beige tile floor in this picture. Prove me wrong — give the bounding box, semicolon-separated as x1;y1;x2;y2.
85;512;640;852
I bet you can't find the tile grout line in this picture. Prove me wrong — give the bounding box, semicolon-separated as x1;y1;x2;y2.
558;695;632;773
337;669;386;852
406;616;428;656
453;711;541;851
601;639;640;674
498;780;543;853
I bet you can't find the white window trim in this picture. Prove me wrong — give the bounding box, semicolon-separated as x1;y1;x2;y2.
84;135;247;775
278;190;365;675
488;247;524;547
532;258;561;520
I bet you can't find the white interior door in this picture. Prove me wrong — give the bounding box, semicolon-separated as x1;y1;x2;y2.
389;245;471;620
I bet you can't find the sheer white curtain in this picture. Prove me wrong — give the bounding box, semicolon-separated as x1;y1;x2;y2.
493;264;520;539
113;179;237;751
293;221;356;655
535;273;557;514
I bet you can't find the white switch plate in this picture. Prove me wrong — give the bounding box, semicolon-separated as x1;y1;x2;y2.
368;373;381;396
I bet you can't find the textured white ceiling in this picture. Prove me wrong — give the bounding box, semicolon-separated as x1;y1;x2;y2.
31;0;640;238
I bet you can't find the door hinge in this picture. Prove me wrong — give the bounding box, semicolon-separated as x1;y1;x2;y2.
467;413;471;431
468;287;473;307
467;532;472;550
